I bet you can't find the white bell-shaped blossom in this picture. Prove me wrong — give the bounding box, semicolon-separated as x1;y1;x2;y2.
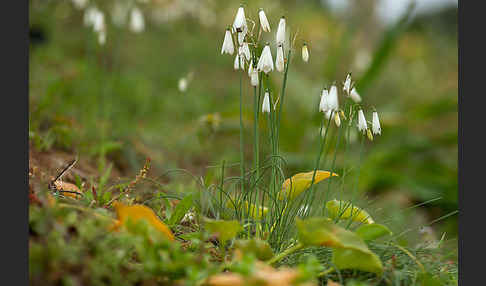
221;29;234;55
276;45;284;72
276;17;286;45
372;111;381;135
357;109;368;133
319;89;330;113
350;87;362;103
302;43;309;62
248;61;254;77
237;26;247;45
232;6;247;33
250;68;259;86
343;73;352;95
258;9;271;32
262;91;270;113
257;44;274;74
328;85;339;111
240;42;251;61
72;0;88;10
178;77;188;92
234;54;241;70
129;7;145;33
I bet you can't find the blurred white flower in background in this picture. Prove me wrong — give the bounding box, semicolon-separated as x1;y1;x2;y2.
258;9;271;32
129;7;145;33
71;0;88;10
178;72;194;93
84;6;106;45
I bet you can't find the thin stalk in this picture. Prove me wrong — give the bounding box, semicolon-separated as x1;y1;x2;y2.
266;242;304;265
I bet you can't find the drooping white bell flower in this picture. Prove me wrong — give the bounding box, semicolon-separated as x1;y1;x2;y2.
250;68;259;86
258;9;271;32
248;61;254;77
276;16;286;45
257;44;274;74
262;91;270;113
234;54;240;70
302;43;309;62
178;77;188;92
372;111;381;135
357;109;367;133
240;42;251;61
276;45;284;72
237;26;247;45
92;10;105;33
129;7;145;33
221;29;234;55
350;87;362;103
343;73;352;95
328;85;339;111
319;89;330;113
232;6;247;33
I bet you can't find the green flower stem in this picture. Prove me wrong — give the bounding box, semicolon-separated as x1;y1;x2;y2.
239;71;245;200
266;242;304;265
317;267;336;277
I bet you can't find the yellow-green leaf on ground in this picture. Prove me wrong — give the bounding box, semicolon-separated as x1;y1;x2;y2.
355;223;392;242
296;218;383;275
112;201;175;241
326;200;374;224
278;170;339;201
204;218;242;245
332;248;383;275
234;239;274;261
226;200;269;220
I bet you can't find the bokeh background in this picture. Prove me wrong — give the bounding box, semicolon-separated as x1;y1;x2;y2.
29;0;457;245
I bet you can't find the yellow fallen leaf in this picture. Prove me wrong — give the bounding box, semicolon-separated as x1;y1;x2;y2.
326;199;374;224
112;201;175;241
278;170;339;200
226;200;269;219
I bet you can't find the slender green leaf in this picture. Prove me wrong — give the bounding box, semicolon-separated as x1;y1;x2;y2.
355;223;392;242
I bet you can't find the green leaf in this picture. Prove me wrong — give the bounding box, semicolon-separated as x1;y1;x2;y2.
179;231;201;241
332;248;383;275
296;218;383;275
168;194;194;226
355;223;392;242
416;272;443;286
204;219;242;245
326;200;374;224
234;239;274;261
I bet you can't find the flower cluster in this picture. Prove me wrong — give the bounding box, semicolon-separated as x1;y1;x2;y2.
319;73;381;140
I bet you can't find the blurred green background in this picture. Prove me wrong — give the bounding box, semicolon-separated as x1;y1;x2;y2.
29;0;457;240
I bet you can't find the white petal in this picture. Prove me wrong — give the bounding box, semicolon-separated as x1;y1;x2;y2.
234;54;240;70
129;7;145;33
258;9;271;32
372;111;381;135
343;73;352;94
250;69;259;86
233;7;246;32
319;89;329;112
262;92;270;113
221;30;234;55
276;17;286;45
241;42;251;61
257;45;274;74
276;45;284;72
350;87;362;103
329;85;339;111
357;109;367;132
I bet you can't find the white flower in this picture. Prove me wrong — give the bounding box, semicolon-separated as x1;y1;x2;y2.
372;111;381;135
276;17;286;45
232;6;246;33
178;77;188;92
328;85;339;111
221;29;234;55
257;44;274;74
129;7;145;33
319;89;330;112
240;42;251;61
350;87;362;103
276;45;284;72
248;61;254;77
72;0;88;10
343;73;352;95
258;9;271;32
234;54;240;70
92;11;105;33
302;43;309;62
262;91;270;113
250;68;259;86
237;26;247;45
357;109;367;132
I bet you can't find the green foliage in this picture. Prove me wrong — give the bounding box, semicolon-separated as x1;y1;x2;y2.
355;224;393;242
204;219;242;246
